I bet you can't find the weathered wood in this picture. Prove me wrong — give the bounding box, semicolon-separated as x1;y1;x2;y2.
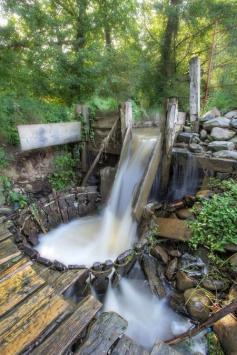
77;312;128;355
18;122;81;151
82;116;120;186
120;101;133;139
33;296;102;355
141;254;166;298
111;335;149;355
159;98;179;195
0;238;21;266
33;264;89;294
189;57;200;133
0;263;45;317
133;130;163;221
165;300;237;346
76;104;89;172
0;257;29;279
0;286;70;355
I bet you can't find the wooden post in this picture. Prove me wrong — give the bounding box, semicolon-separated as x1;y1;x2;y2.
75;104;89;173
189;57;200;133
159;97;179;196
120;101;133;140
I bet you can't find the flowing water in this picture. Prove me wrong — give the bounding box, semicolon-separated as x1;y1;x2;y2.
35;130;156;266
103;277;207;352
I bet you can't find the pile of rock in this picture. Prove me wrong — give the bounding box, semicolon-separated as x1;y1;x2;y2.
178;107;237;160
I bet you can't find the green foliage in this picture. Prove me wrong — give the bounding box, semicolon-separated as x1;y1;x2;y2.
189;179;237;252
0;176;28;208
0;94;74;145
86;96;118;114
206;332;224;355
50;152;76;191
0;148;8;168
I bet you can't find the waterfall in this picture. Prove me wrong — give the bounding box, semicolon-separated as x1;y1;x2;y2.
35;131;156;266
167;149;203;201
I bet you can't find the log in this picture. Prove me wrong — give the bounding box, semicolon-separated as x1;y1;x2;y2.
189;57;201;133
82;116;120;186
165;300;237;346
77;312;128;355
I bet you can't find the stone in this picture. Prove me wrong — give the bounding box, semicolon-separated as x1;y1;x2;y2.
225;110;237;119
202;278;228;291
176;271;197;291
52;260;67;271
166;258;178;280
180;253;206;277
176;208;194;220
151;245;169;264
168;250;181;257
230;135;237;147
177;132;195;144
213;150;237;160
183;126;192;133
203;117;230;131
0;206;13;215
201;107;221;121
154;217;191;241
230;118;237;129
214;314;237;355
210;127;235;141
200;129;208;141
184;288;213;322
189;143;203;153
150;341;182;355
23;245;39;259
208;141;235;151
196;189;212;199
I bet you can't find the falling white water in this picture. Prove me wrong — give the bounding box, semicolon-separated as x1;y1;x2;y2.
35;130;156;266
103;278;207;353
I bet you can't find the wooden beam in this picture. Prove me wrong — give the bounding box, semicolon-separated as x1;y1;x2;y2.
120;101;133;139
18;122;81;151
189;57;201;133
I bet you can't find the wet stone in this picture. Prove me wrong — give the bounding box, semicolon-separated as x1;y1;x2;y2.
52;260;67;271
184;288;213;322
68;264;86;270
151;245;169;264
180;253;206;277
23;244;39;259
37;256;52;266
168;250;181;258
202;278;229;292
166;258;178;280
175;208;194;220
176;271;197;292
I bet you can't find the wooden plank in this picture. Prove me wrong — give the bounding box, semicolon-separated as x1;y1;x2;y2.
0;231;12;242
18;122;81;151
0;263;45;317
0;238;21;266
0;257;29;279
33;264;89;294
33;295;102;355
111;335;148;355
77;312;127;355
0;286;70;355
189;57;200;133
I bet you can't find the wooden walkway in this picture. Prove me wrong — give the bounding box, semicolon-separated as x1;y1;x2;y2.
0;216;179;355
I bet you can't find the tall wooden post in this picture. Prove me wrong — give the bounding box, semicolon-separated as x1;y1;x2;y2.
159;97;179;196
189;57;200;133
120;100;133;140
75;104;89;172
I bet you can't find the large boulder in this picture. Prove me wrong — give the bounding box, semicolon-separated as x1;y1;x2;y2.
214;315;237;355
225;110;237;119
213;150;237;160
201;107;221;121
208;141;235;151
203;117;230;131
210;127;236;141
153;217;191;241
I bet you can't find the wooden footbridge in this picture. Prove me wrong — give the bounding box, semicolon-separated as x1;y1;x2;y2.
0;216;152;355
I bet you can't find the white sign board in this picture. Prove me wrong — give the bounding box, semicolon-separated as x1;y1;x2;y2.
18;122;81;151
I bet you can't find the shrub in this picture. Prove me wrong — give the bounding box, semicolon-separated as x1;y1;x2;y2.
189;179;237;252
0;147;8;168
50;152;76;191
0;176;28;208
